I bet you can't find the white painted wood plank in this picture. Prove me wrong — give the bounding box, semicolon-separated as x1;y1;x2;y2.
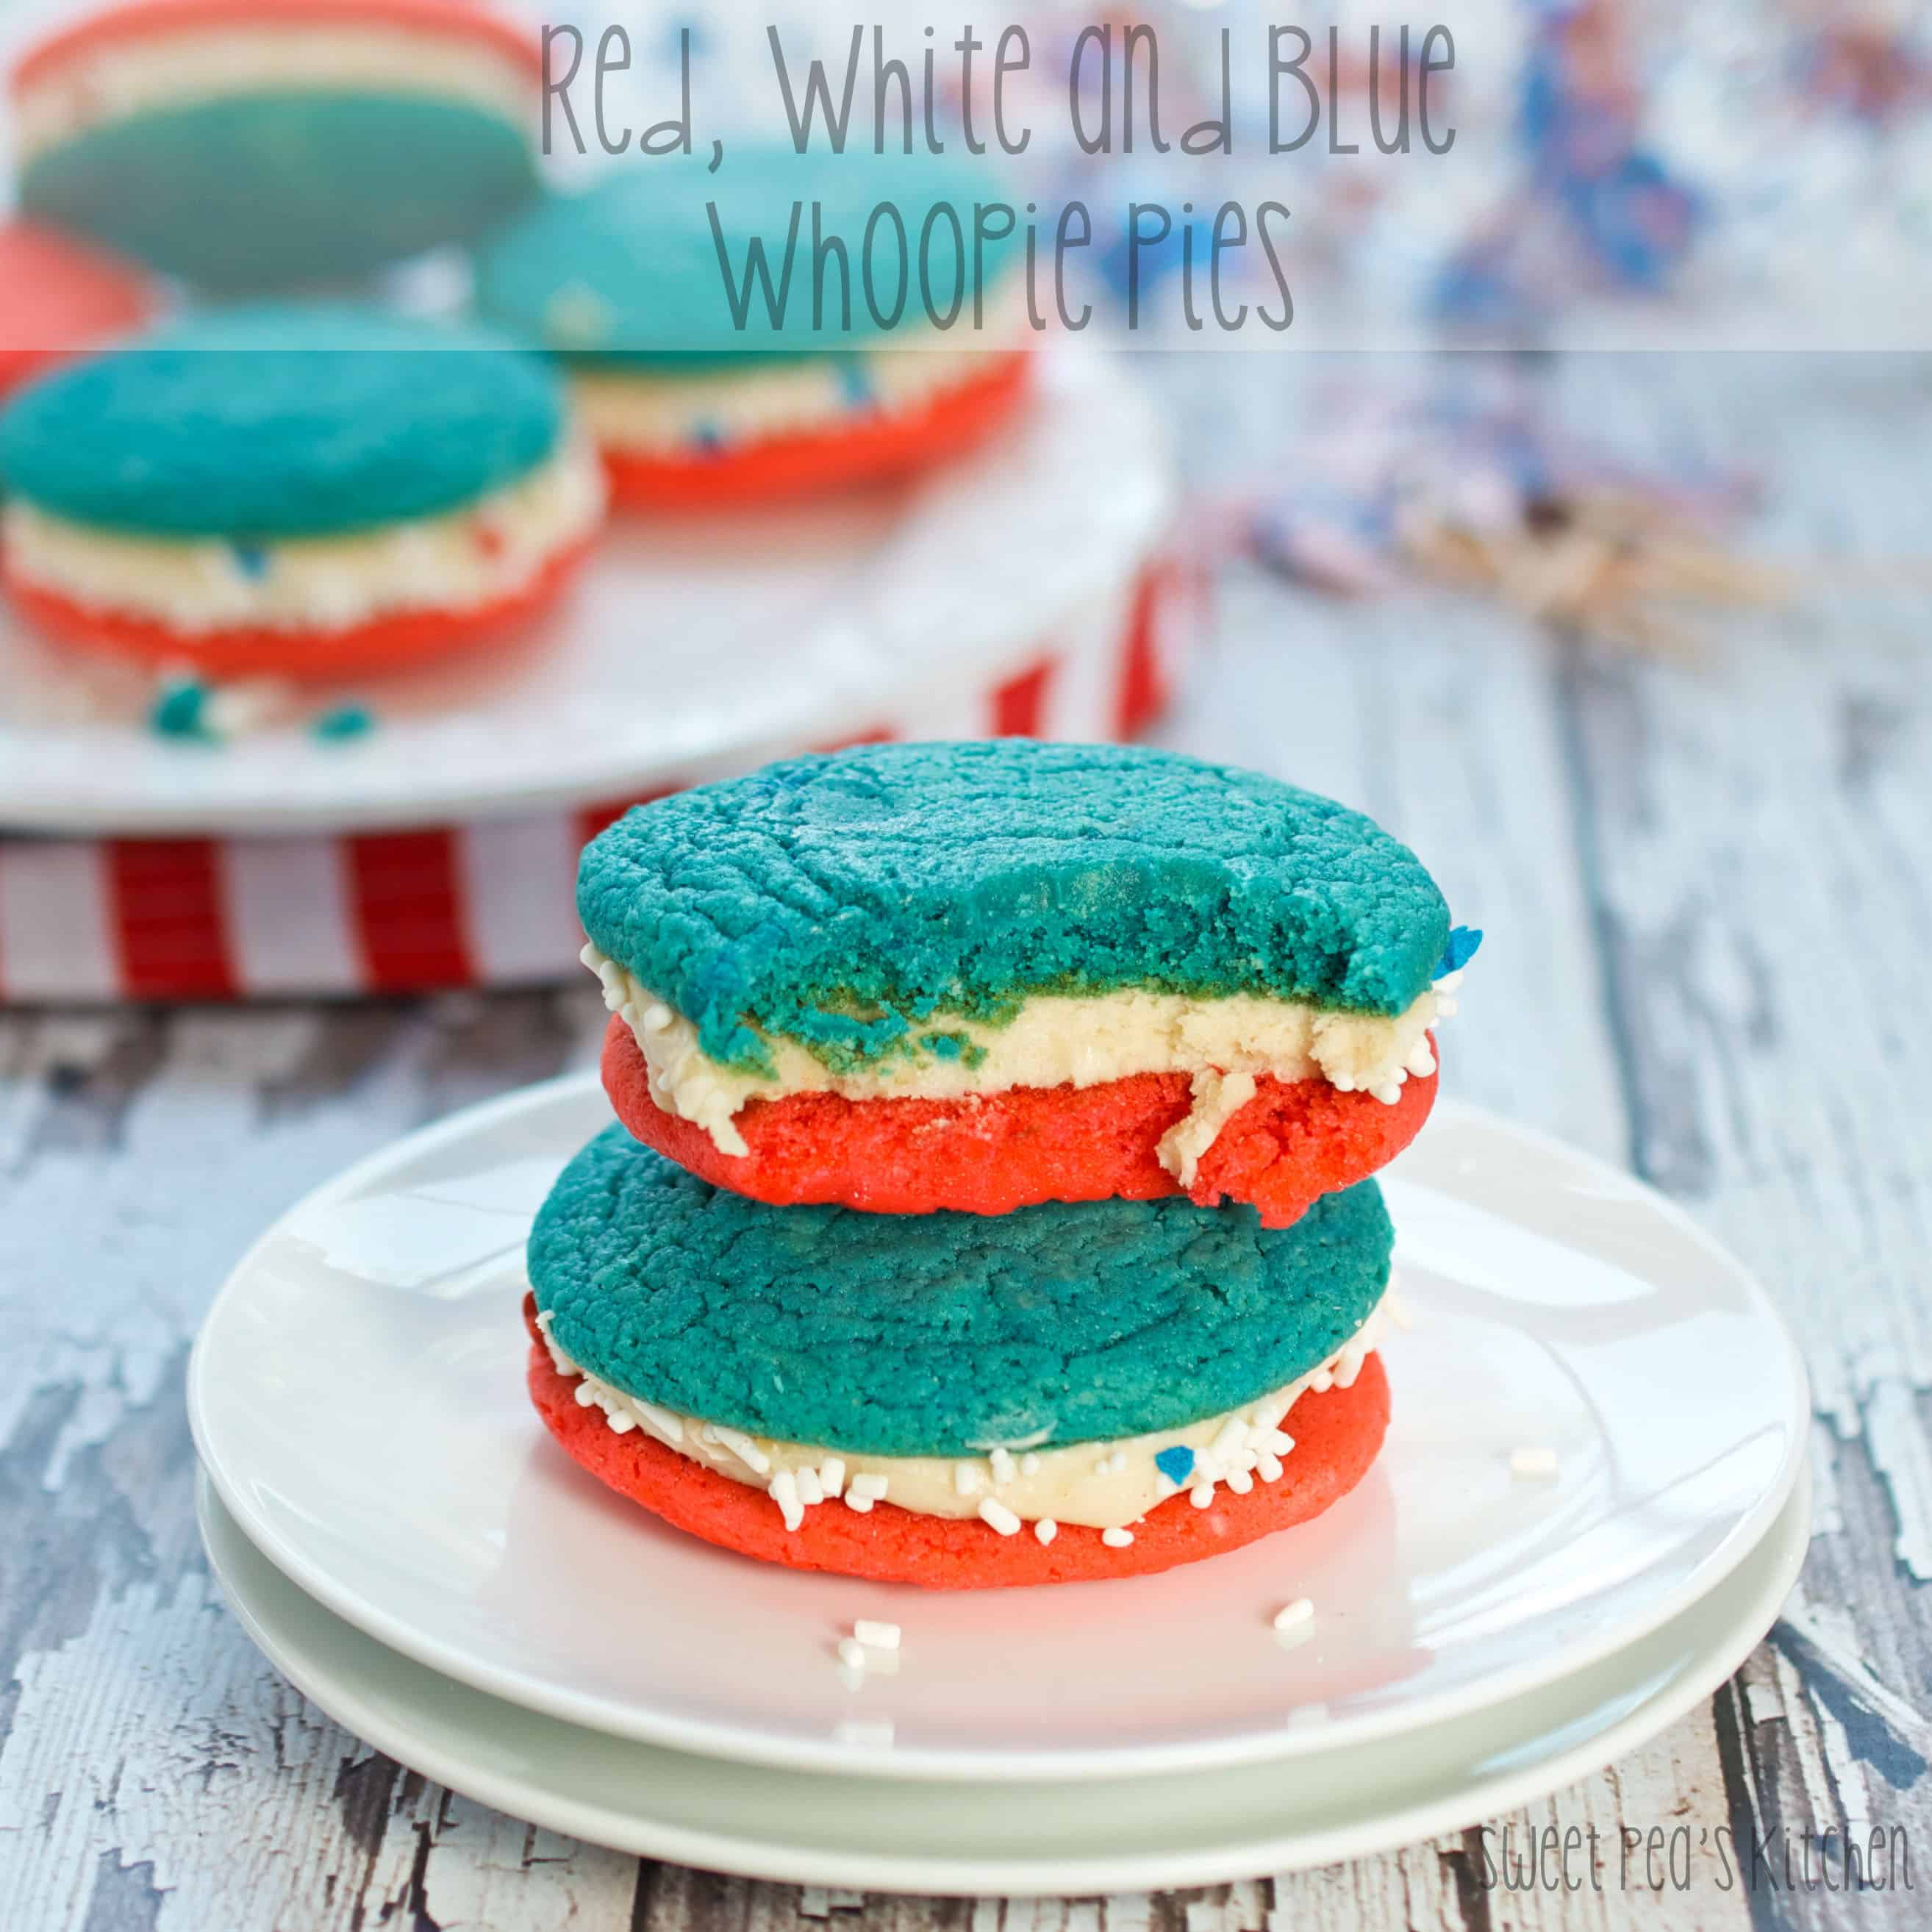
0;995;627;1932
1544;352;1932;1931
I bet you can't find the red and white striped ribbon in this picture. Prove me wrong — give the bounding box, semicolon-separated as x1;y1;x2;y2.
0;557;1202;1003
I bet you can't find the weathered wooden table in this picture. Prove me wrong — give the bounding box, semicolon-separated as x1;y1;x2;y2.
4;357;1927;1930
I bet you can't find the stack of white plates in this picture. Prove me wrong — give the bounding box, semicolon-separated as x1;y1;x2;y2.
189;1078;1809;1895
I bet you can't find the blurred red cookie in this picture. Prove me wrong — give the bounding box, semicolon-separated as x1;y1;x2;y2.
598;353;1031;511
0;221;154;400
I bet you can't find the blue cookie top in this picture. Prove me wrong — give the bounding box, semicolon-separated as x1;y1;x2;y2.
474;145;1020;369
20;93;540;294
578;741;1450;1076
0;305;565;537
530;1126;1393;1457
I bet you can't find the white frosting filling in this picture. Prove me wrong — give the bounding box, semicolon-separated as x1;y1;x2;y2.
584;942;1448;1162
15;23;535;161
1;437;605;636
537;1287;1400;1533
1158;1068;1259;1188
565;279;1031;456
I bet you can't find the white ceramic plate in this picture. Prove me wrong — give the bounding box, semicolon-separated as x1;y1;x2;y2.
187;1076;1809;1782
201;1470;1809;1894
0;349;1172;834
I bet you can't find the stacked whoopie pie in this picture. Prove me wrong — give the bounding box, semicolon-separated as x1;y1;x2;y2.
0;7;1038;683
0;1;607;683
526;740;1479;1588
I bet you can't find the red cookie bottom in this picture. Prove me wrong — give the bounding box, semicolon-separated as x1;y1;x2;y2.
525;1298;1390;1589
601;1015;1436;1228
2;532;596;681
0;220;154;398
599;351;1031;510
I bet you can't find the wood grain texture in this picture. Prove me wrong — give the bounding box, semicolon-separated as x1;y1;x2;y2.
2;357;1928;1928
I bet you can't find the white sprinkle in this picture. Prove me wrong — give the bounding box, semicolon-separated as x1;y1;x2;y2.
989;1446;1017;1484
970;1424;1053;1451
573;1382;598;1408
1262;1429;1295;1456
1256;1453;1284;1484
818;1456;845;1497
1189;1483;1215;1509
795;1466;825;1507
641;1003;674;1031
954;1461;984;1497
853;1619;901;1651
710;1425;770;1475
1435;995;1459;1018
836;1637;868;1670
770;1469;804;1531
978;1497;1022;1536
1092;1449;1128;1477
1225;1467;1254;1495
204;678;296;737
1272;1597;1314;1632
1101;1527;1134;1548
1019;1453;1041;1476
848;1473;888;1501
843;1493;875;1514
1435;969;1464;992
633;1398;684;1444
1211;1418;1249;1464
1510;1446;1560;1479
1034;1518;1058;1545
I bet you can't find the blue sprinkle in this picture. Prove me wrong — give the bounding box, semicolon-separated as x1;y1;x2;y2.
1435;926;1483;977
149;678;212;740
690;421;726;453
1154;1446;1195;1484
834;357;876;408
229;542;270;580
312;704;375;743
